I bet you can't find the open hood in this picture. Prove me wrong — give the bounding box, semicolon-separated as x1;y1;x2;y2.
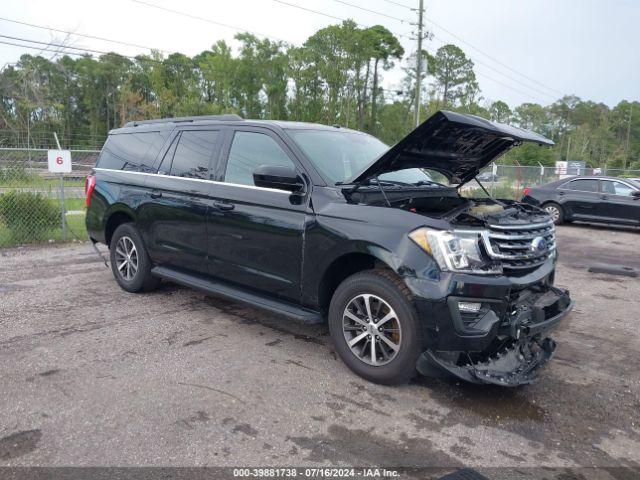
346;111;554;185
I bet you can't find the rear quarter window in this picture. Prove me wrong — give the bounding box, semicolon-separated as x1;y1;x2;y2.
97;131;165;172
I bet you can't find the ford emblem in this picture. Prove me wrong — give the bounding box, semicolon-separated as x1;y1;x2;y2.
530;236;548;252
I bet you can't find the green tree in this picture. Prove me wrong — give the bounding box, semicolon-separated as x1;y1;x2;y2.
489;100;512;123
363;25;404;134
430;44;478;108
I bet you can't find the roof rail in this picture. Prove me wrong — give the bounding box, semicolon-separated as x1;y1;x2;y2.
124;114;243;127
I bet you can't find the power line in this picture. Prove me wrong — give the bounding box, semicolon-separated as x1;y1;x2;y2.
327;0;562;99
0;35;144;60
131;0;290;43
425;34;557;102
270;0;557;102
0;35;161;63
423;16;564;96
329;0;411;23
373;0;563;97
0;0;560;104
0;39;88;57
271;0;413;40
0;15;169;54
379;0;414;10
475;70;545;103
0;34;121;57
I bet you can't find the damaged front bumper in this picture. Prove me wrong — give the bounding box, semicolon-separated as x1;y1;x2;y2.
412;266;574;386
418;333;564;387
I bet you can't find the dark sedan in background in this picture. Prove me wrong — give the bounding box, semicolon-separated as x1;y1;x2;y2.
522;176;640;226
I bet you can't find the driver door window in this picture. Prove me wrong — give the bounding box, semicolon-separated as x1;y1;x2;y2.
224;131;295;186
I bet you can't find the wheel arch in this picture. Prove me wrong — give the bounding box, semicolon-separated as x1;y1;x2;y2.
104;205;136;246
315;246;402;316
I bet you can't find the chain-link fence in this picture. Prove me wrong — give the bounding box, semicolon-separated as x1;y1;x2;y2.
2;144;640;248
0;147;100;247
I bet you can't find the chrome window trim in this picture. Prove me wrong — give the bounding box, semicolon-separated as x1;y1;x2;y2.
93;167;292;195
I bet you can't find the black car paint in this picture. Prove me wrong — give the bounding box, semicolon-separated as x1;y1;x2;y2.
87;113;573;385
522;176;640;226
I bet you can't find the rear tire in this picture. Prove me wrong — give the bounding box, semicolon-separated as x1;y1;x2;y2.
109;223;160;293
328;270;422;385
543;202;564;225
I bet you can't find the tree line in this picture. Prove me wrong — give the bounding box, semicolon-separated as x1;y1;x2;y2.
0;20;638;169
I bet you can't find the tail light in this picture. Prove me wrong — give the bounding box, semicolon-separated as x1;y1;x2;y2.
523;187;531;197
85;174;96;207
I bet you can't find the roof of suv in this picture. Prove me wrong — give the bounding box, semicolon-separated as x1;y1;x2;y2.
112;114;363;135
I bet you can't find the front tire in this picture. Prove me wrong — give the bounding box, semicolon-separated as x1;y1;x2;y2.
543;202;564;225
109;223;160;293
328;270;422;385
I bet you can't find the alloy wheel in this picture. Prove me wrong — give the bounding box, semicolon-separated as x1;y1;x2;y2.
114;236;138;281
544;205;560;223
342;294;402;366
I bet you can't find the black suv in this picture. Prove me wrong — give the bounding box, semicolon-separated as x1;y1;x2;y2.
86;111;573;386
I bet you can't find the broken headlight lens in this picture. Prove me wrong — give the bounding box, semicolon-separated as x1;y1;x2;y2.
408;228;502;274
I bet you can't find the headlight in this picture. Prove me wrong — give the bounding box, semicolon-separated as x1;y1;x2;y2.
409;227;502;274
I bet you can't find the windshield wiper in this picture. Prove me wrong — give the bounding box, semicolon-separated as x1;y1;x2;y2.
339;177;410;195
413;180;446;187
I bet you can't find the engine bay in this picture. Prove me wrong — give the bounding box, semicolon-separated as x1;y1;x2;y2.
346;186;549;227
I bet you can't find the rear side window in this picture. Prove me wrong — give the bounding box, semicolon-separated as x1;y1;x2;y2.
167;130;219;179
98;132;164;172
563;179;598;192
225;131;295;186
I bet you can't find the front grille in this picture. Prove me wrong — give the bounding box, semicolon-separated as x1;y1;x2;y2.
482;220;556;271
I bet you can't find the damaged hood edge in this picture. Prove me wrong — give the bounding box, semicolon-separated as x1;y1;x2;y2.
346;110;554;186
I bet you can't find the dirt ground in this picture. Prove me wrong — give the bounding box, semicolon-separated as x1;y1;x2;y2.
1;223;639;478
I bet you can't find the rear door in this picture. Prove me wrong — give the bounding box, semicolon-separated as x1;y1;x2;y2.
139;128;223;274
558;178;600;220
598;179;640;224
206;127;309;303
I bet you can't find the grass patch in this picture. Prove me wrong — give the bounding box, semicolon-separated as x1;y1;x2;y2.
62;198;86;211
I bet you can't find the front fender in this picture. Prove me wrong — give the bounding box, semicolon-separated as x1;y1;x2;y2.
301;218;441;308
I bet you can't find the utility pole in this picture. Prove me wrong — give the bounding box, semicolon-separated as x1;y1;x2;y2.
413;0;425;127
625;103;633;170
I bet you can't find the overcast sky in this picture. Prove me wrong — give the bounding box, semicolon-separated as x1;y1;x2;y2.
1;0;638;108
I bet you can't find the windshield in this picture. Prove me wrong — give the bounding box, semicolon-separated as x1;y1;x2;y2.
287;129;388;184
287;129;450;186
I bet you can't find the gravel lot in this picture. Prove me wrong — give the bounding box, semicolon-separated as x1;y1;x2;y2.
1;223;639;476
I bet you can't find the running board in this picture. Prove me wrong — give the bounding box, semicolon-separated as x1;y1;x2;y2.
151;266;323;324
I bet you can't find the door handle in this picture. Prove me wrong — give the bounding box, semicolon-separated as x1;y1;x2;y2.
150;191;163;199
214;201;235;211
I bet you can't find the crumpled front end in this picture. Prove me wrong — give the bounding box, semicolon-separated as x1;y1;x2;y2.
420;337;558;386
413;274;573;386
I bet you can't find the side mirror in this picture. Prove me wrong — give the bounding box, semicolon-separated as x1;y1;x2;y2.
253;165;305;193
632;190;640;198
